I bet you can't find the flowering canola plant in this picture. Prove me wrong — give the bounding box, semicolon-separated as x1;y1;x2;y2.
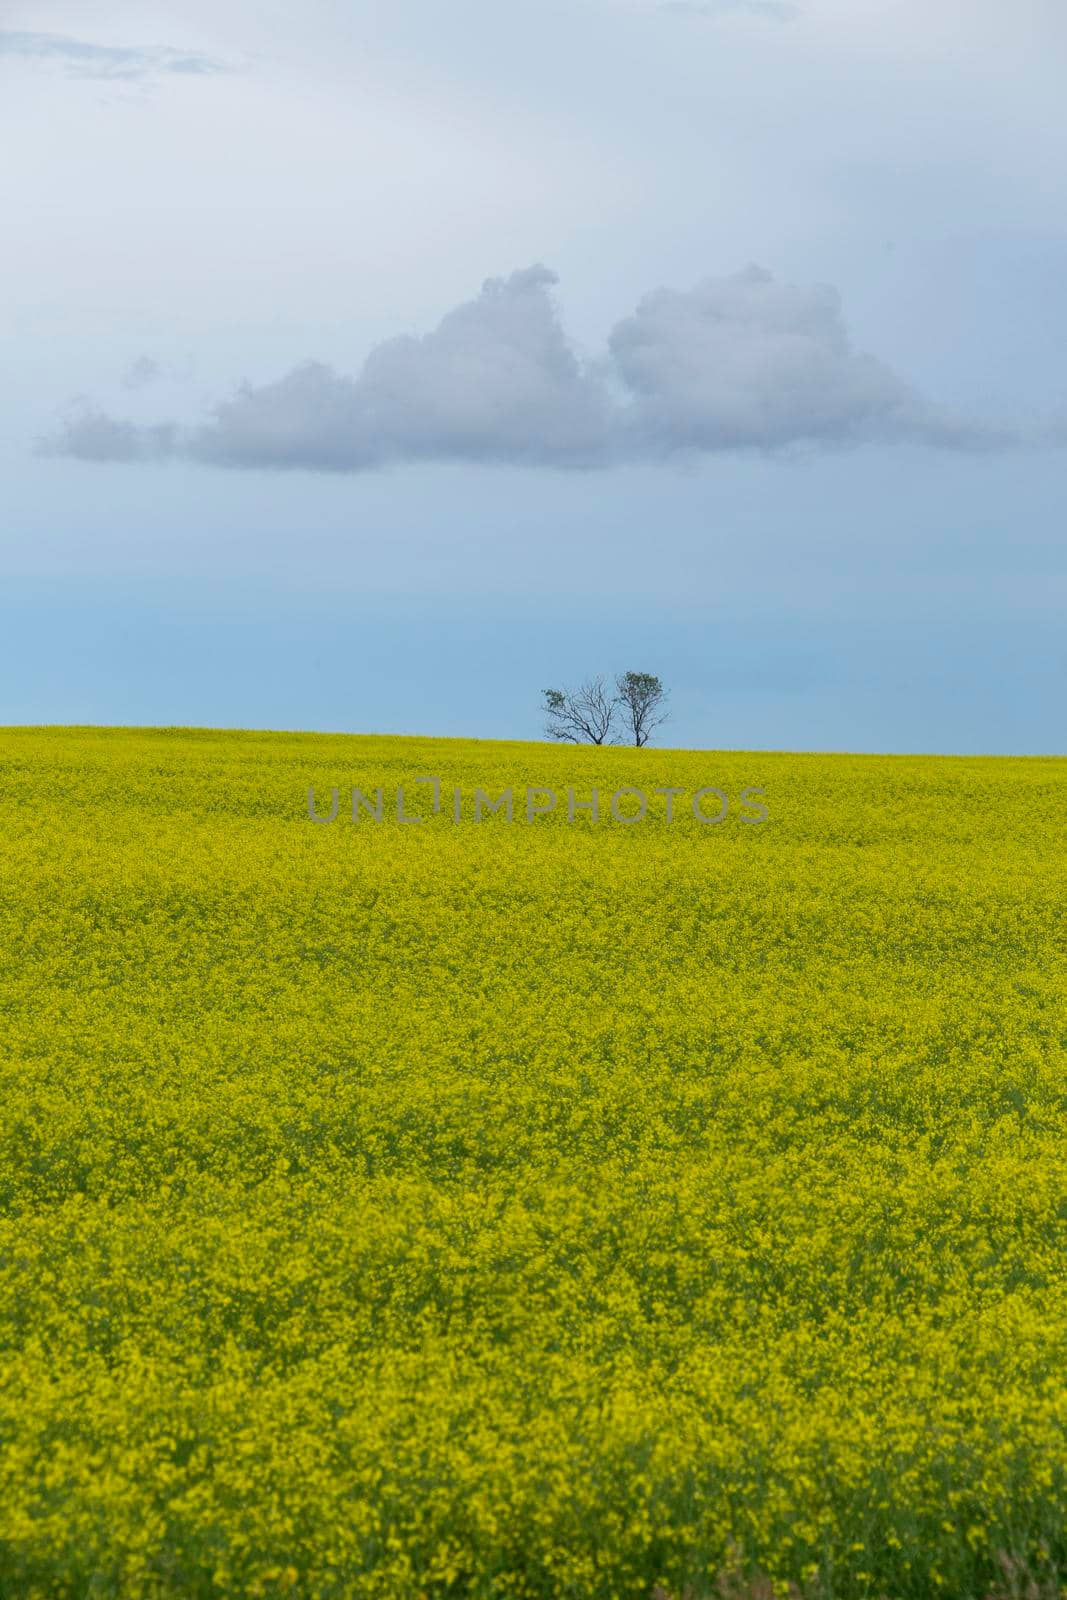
0;727;1065;1600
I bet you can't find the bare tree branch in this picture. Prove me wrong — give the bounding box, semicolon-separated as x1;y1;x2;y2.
542;678;619;744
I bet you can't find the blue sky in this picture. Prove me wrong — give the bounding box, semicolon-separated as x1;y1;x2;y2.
3;0;1066;751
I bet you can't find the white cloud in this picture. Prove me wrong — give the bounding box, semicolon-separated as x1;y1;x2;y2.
186;265;612;471
122;356;164;390
607;265;991;452
38;405;178;463
38;263;1018;472
0;30;227;81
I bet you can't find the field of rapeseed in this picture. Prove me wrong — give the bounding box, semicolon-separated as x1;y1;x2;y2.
1;726;1065;1600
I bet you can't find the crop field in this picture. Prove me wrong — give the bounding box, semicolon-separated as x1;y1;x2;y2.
0;726;1065;1600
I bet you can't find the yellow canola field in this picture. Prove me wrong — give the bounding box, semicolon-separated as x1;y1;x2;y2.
0;727;1065;1600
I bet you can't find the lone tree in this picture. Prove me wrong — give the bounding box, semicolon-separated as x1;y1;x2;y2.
615;671;669;747
542;678;618;745
542;672;670;746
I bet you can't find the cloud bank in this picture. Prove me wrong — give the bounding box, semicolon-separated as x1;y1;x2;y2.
0;30;227;81
40;264;1014;472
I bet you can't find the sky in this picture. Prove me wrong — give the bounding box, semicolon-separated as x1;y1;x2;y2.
3;0;1066;751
